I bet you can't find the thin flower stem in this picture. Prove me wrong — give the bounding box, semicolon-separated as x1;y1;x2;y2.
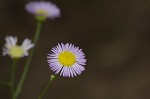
14;21;43;99
11;59;18;99
38;75;56;99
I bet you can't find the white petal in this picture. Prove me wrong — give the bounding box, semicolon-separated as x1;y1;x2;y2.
21;38;34;51
5;36;17;48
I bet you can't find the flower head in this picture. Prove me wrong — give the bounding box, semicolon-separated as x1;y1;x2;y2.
47;43;86;77
3;36;34;59
26;1;60;21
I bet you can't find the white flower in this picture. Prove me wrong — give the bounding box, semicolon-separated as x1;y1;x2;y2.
26;1;60;20
3;36;34;58
47;43;86;77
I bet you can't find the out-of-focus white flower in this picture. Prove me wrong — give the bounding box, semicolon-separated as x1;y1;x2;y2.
3;36;34;58
26;1;60;21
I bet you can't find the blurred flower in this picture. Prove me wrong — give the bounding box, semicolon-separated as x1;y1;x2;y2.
26;1;60;21
3;36;34;59
47;43;86;77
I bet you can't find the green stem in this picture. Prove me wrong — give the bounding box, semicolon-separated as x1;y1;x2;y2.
14;21;43;99
38;75;56;99
11;59;18;99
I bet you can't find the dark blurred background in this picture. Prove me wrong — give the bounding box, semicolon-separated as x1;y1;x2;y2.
0;0;150;99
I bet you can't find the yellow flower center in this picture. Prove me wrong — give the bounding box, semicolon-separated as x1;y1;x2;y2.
58;51;76;66
36;9;48;21
10;45;24;58
36;9;48;15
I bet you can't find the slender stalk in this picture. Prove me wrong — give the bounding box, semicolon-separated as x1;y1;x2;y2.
14;21;43;99
38;75;56;99
11;59;18;99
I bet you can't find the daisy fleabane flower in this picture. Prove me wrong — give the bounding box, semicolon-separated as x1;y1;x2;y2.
47;43;86;77
3;36;34;58
26;1;60;21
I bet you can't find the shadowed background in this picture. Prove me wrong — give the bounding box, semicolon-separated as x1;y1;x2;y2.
0;0;150;99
